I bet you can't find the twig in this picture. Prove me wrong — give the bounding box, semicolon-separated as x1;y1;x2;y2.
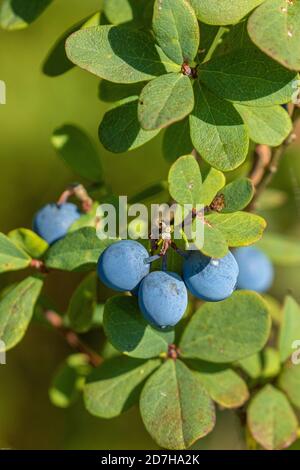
57;183;93;213
44;310;103;368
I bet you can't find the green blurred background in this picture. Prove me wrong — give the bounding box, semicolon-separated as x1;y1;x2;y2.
0;0;300;450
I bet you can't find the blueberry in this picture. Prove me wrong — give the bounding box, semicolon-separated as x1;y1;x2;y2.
183;251;239;302
234;246;274;293
33;203;81;244
97;240;150;292
138;271;188;328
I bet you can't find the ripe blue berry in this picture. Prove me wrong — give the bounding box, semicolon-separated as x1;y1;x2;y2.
97;240;150;292
138;271;188;328
183;251;239;302
33;203;81;245
234;246;274;293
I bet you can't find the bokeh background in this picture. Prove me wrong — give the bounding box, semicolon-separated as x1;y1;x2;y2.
0;0;300;450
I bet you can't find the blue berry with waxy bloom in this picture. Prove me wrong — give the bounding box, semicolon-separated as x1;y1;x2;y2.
138;271;188;328
234;246;274;293
183;251;239;302
97;240;150;292
33;203;81;245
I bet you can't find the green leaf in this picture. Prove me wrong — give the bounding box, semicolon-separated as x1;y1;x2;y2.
0;232;31;273
45;227;113;272
138;73;194;130
98;80;144;102
67;273;97;333
168;155;202;206
0;0;52;30
190;221;228;259
237;353;262;380
248;0;300;71
8;228;48;259
99;97;160;153
163;118;193;163
199;47;297;106
103;296;175;359
49;354;92;408
84;356;160;418
248;384;298;450
140;359;215;450
190;0;264;26
187;360;249;409
190;83;249;172
66;25;180;84
199;167;225;206
180;291;270;363
258;233;300;266
279;361;300;410
206;212;266;247
153;0;199;65
103;0;154;27
220;178;254;213
0;276;43;350
103;0;134;25
51;124;102;182
279;296;300;363
234;104;292;146
43;12;101;77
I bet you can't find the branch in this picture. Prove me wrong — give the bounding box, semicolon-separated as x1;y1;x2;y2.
44;310;103;368
57;183;93;213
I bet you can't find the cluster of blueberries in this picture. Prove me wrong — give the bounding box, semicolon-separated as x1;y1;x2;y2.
97;239;274;329
32;202;274;329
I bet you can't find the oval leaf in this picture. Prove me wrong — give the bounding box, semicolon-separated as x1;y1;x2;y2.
168;155;202;206
190;0;264;26
51;124;102;182
248;0;300;71
205;212;266;247
103;296;175;359
153;0;199;64
190;83;249;171
199;167;226;206
140;359;215;449
99;97;160;153
66;25;179;84
138;73;194;130
180;291;271;363
220;178;254;213
0;276;43;350
45;227;113;271
187;360;249;409
199;47;297;106
0;232;31;273
234;104;292;146
8;228;48;259
248;384;298;450
84;356;160;418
